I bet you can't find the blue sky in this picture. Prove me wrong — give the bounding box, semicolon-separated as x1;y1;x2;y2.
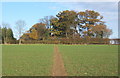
1;2;118;39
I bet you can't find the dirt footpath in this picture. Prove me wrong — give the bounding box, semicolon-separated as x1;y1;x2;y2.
52;45;67;76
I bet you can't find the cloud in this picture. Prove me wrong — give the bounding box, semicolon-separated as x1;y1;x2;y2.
57;2;118;12
49;6;58;10
1;0;119;2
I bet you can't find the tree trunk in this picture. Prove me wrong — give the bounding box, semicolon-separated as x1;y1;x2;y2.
73;34;74;39
66;32;68;38
4;37;7;44
19;39;22;44
73;30;75;39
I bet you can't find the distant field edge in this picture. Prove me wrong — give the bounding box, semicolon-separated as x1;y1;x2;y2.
0;44;120;45
1;76;119;78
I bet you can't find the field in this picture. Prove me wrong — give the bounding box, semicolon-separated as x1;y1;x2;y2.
59;45;118;76
2;44;118;76
2;44;54;76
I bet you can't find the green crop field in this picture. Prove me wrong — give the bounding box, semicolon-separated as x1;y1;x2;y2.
2;44;54;76
59;45;118;76
2;44;118;76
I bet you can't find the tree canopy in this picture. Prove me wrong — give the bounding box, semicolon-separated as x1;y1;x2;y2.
1;10;113;44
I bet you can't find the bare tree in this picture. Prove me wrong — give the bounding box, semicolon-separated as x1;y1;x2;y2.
15;20;26;44
39;16;55;37
39;16;54;29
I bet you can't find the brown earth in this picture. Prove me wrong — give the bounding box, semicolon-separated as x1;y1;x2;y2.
52;45;67;76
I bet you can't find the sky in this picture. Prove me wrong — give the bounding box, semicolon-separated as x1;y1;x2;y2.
1;2;119;39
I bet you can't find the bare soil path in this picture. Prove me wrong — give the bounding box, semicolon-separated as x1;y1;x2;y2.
52;45;67;76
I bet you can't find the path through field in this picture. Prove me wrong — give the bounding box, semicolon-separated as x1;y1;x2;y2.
52;45;67;76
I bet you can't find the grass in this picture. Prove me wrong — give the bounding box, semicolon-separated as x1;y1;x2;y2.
58;45;118;76
2;44;54;76
2;44;118;76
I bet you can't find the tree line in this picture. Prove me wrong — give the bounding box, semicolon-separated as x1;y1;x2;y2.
0;10;112;44
0;26;16;44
